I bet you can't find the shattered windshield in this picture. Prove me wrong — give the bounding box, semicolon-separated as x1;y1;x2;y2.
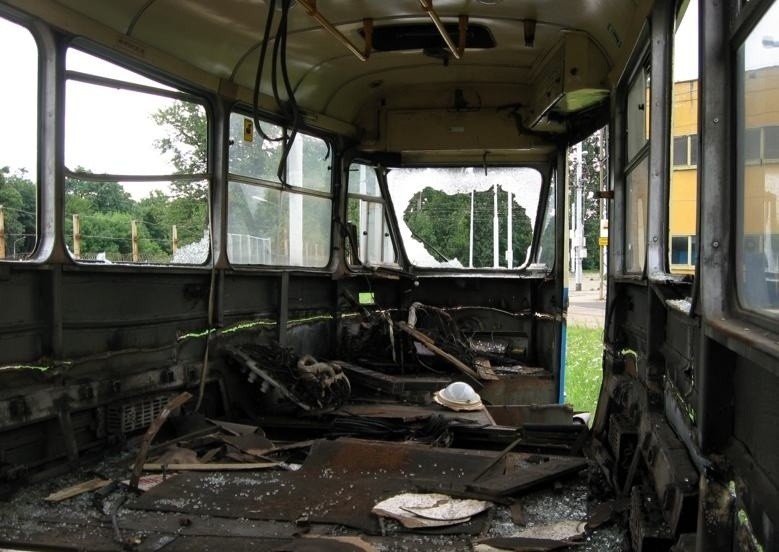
387;167;543;268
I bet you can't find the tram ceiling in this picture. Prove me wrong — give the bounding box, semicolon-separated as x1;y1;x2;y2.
28;0;652;145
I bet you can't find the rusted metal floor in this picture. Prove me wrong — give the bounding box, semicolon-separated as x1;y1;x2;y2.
128;438;516;534
0;456;625;552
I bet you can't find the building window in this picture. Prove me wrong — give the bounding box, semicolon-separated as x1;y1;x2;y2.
744;127;761;162
671;236;689;264
673;136;688;167
689;134;699;165
670;235;697;267
672;134;699;168
762;125;779;160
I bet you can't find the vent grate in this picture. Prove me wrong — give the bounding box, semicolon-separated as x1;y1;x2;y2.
106;394;172;436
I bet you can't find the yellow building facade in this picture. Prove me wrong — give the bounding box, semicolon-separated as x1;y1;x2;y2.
670;66;779;281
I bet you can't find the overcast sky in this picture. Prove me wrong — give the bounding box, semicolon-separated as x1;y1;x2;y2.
0;21;176;198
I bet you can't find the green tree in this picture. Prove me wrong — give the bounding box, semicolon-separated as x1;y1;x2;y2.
569;129;608;270
166;196;208;247
0;167;37;257
151;101;208;200
72;211;162;257
135;190;171;251
65;172;134;214
404;184;532;268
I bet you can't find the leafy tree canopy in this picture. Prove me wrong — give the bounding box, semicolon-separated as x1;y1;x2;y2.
0;166;37;257
404;185;533;268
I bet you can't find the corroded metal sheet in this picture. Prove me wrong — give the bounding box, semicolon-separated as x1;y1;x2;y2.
159;536;374;552
129;438;502;534
333;403;494;425
467;455;588;496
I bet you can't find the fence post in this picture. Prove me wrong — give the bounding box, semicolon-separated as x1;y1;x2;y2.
171;224;179;256
131;220;139;262
0;205;5;258
72;214;81;259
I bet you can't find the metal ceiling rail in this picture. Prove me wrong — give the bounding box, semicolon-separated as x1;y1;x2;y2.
297;0;372;62
418;0;468;60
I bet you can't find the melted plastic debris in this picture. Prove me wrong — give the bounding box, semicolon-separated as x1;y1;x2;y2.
514;519;586;540
372;492;491;528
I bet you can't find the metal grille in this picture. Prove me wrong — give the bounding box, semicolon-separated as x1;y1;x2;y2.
106;394;171;435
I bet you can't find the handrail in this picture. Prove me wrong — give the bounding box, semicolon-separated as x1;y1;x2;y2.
419;0;468;60
298;0;372;62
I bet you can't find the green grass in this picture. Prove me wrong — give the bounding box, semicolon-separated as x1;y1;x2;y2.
564;325;604;414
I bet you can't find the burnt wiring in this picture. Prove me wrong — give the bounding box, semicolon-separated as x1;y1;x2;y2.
109;491;129;548
195;162;219;413
252;0;304;186
412;345;446;375
252;0;282;143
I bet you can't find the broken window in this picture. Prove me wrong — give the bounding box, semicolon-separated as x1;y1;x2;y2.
0;17;38;260
227;113;332;267
386;167;542;269
64;48;210;264
536;172;557;270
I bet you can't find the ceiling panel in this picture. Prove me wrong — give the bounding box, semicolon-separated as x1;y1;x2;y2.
41;0;651;130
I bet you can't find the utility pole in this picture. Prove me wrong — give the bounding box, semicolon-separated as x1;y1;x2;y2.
506;190;513;268
492;183;499;268
469;189;474;268
131;220;139;262
0;205;5;258
172;224;179;257
72;214;81;259
574;142;583;291
598;127;608;300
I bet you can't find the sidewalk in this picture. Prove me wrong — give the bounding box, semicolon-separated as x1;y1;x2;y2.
568;273;606;328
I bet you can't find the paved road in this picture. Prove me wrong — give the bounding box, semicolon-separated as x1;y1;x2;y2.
568;273;606;328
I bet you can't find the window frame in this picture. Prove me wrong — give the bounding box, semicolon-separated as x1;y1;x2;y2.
62;46;213;266
225;108;335;269
687;0;779;356
732;0;779;323
0;12;41;263
622;56;652;276
345;163;399;268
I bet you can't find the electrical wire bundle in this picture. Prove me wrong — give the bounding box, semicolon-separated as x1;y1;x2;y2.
252;0;302;186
